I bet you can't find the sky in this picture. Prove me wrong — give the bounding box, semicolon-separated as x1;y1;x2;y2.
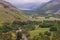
5;0;51;10
5;0;51;4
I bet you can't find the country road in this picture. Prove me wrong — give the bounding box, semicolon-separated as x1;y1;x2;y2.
16;29;28;40
22;34;28;40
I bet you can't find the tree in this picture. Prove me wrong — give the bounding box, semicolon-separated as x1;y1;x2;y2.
39;23;53;28
50;27;57;31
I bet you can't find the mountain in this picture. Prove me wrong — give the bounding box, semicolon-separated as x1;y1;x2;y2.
16;3;46;10
0;0;27;23
23;0;60;18
38;0;60;17
5;0;51;10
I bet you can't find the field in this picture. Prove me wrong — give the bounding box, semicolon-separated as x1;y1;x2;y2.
28;16;59;39
29;28;49;38
29;25;50;38
29;16;60;21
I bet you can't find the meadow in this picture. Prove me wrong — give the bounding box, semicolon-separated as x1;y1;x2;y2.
29;16;60;21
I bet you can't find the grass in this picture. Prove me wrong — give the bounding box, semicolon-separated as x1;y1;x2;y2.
0;7;26;23
29;16;60;21
29;25;49;38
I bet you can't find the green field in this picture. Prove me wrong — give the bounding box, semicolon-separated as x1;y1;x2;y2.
29;16;60;21
29;25;50;38
28;16;59;39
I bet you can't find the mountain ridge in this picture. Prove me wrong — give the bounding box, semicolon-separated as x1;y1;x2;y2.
0;0;27;23
5;0;51;10
23;0;60;18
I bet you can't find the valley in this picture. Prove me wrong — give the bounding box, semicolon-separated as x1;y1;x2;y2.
0;0;60;40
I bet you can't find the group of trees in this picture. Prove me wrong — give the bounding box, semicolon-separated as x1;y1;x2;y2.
0;20;35;33
0;23;12;33
0;20;60;40
31;20;60;40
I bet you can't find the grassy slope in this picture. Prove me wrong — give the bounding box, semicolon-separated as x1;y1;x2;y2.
0;7;27;23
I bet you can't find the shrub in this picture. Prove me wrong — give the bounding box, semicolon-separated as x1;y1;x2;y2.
44;31;51;36
50;27;57;31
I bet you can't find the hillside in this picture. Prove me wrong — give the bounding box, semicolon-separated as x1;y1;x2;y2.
23;0;60;18
38;0;60;17
0;0;27;23
0;0;22;13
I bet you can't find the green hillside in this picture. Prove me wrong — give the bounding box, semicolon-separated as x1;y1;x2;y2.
0;7;27;23
0;0;27;23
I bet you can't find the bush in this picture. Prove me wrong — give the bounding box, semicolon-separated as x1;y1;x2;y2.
44;31;51;36
39;23;53;28
0;23;12;33
50;27;57;31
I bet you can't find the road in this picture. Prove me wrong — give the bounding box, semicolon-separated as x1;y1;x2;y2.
22;34;28;40
16;29;28;40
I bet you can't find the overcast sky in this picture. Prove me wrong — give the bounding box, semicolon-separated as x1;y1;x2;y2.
5;0;51;10
5;0;51;4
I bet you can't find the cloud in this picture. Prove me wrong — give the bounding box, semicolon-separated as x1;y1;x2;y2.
5;0;51;10
5;0;51;4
